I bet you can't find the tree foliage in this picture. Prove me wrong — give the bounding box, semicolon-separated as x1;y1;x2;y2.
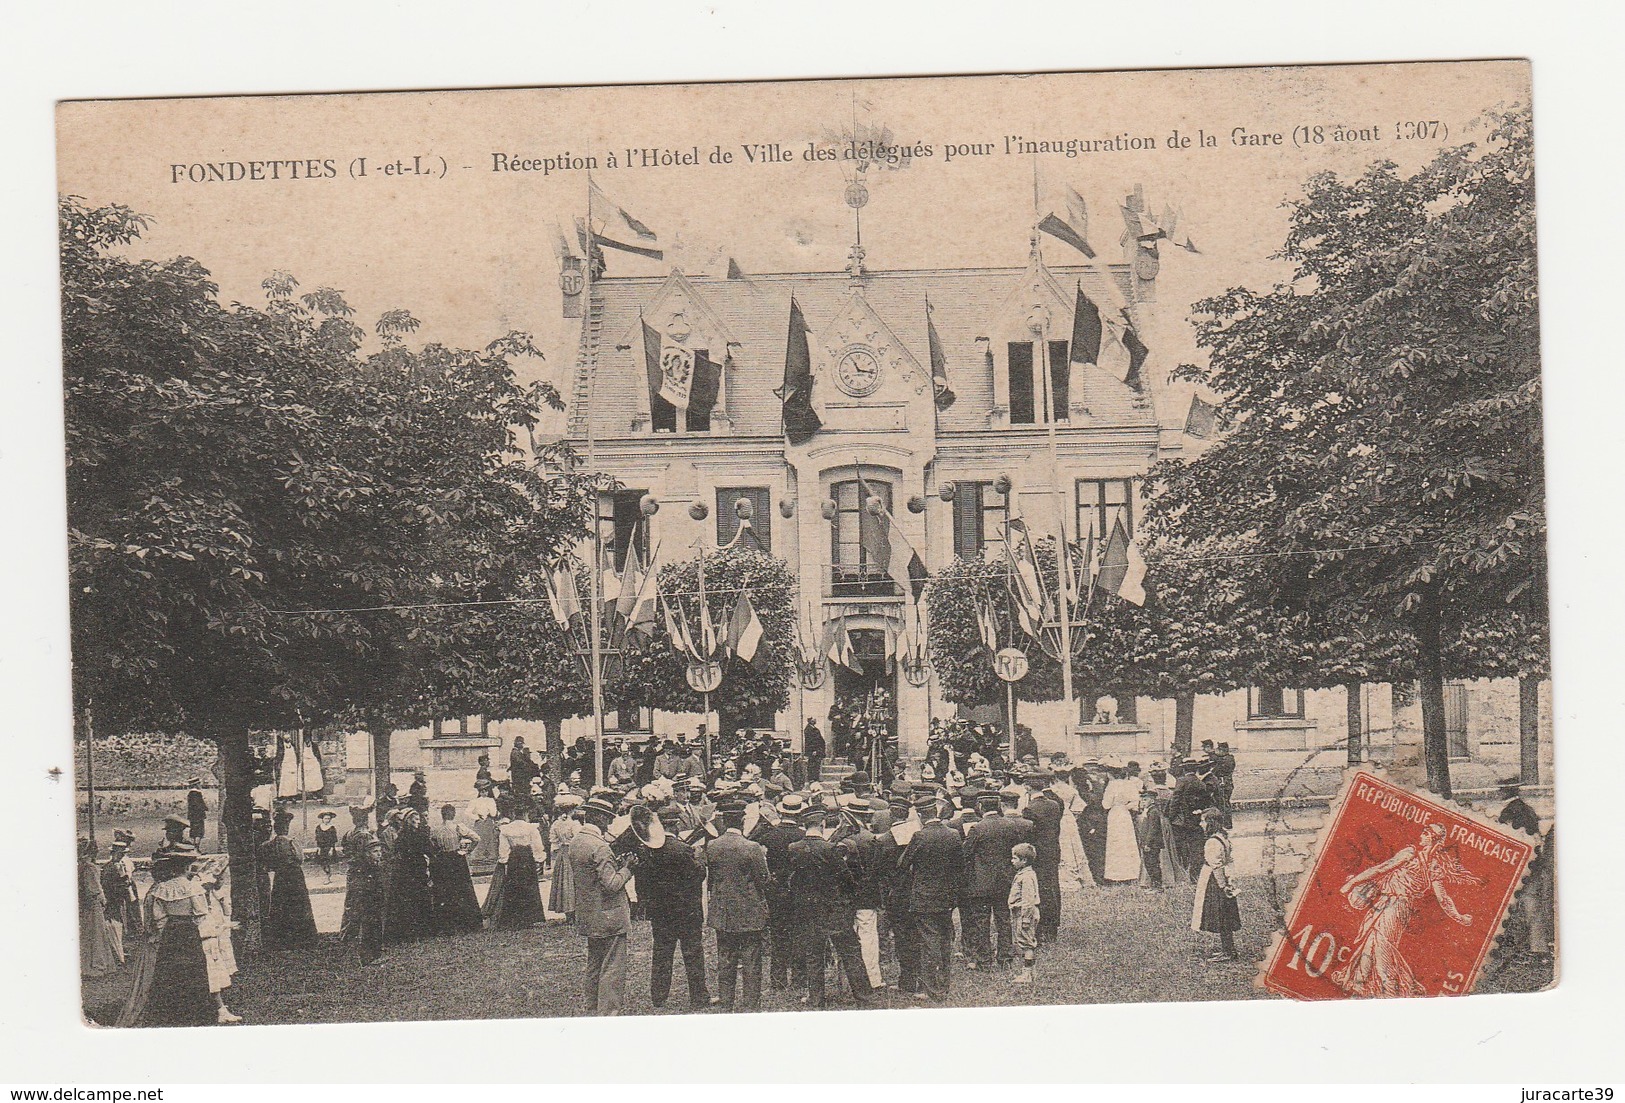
1144;106;1544;794
606;547;797;731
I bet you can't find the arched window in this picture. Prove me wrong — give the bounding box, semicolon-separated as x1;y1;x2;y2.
829;478;896;596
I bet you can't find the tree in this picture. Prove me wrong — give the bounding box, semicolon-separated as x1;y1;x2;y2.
63;196;594;937
1145;107;1544;796
606;546;797;737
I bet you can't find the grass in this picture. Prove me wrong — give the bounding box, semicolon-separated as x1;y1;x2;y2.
80;875;1551;1027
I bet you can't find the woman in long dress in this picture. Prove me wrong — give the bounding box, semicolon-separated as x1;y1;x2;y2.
427;805;484;935
1190;809;1242;961
384;808;437;943
1101;762;1145;884
467;782;502;865
78;839;119;976
484;815;546;929
260;810;317;949
1329;821;1481;997
1050;766;1095;890
194;857;242;1023
117;845;214;1027
547;796;582;921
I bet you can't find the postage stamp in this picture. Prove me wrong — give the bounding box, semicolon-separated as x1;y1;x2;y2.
1260;770;1537;1000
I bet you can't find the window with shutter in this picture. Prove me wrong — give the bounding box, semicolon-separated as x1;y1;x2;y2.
608;488;650;570
952;482;982;561
716;486;772;552
1048;340;1070;419
1007;342;1035;424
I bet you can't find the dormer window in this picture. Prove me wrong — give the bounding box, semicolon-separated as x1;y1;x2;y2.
1006;340;1070;424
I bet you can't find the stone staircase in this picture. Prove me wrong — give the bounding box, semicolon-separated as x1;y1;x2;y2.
819;759;857;788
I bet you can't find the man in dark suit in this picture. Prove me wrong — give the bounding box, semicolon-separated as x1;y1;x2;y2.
803;719;827;784
1075;765;1109;886
901;791;964;1001
878;787;922;996
704;797;770;1011
787;808;877;1008
1022;772;1065;945
638;806;710;1010
1169;760;1216;883
751;793;808;990
962;787;1032;968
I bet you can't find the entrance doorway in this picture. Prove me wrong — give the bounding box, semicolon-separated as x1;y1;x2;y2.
832;627;898;756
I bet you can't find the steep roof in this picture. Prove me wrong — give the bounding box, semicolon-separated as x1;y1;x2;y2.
566;262;1152;440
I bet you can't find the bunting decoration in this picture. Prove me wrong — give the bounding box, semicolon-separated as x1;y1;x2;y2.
1038;184;1095;258
776;296;823;444
1185;394;1219;439
726;591;765;664
588;180;664;260
926;296;956;410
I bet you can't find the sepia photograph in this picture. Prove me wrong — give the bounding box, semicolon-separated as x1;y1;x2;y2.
55;59;1553;1033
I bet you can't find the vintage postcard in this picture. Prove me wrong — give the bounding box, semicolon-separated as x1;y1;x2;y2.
58;60;1552;1028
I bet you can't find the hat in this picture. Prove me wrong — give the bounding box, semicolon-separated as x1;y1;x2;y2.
1025;770;1053;784
154;841;203;865
999;784;1024;802
913;791;943;812
977;790;1003;809
113;829;135;844
715;796;748;817
847;770;872;789
162;813;190;829
776;793;808;818
316;810;337;821
687;777;708;792
554;793;583;810
581;795;618;820
185;777;203;788
656;805;687;831
1148;760;1169;773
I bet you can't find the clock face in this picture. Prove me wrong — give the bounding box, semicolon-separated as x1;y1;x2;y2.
834;347;882;397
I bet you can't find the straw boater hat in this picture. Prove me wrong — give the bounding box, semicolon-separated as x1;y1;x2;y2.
581;795;618;820
775;792;808;818
554;792;583;810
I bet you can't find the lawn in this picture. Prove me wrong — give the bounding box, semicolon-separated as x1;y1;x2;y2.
80;874;1551;1027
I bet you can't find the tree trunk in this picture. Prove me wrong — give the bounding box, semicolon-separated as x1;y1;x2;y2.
1345;679;1364;766
1415;592;1452;798
1518;675;1541;786
1117;694;1138;725
542;712;565;781
1174;693;1195;757
216;723;263;951
370;722;392;801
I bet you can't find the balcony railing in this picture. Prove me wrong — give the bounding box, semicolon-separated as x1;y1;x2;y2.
825;563;901;599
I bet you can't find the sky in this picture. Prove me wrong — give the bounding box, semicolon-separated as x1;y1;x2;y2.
56;61;1530;434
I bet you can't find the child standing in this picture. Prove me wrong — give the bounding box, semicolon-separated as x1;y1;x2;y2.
1008;842;1041;984
314;811;339;880
1190;807;1241;961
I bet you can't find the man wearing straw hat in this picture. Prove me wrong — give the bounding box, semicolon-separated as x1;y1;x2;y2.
569;794;636;1015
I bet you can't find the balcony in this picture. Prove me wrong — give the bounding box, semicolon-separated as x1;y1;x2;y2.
825;563;901;600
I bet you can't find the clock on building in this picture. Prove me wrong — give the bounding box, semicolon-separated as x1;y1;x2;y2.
834;346;883;397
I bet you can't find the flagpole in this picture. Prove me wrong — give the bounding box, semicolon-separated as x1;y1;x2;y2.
1036;298;1077;742
584;170;607;788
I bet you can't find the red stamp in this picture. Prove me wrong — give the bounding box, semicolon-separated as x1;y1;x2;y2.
1261;771;1536;1000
